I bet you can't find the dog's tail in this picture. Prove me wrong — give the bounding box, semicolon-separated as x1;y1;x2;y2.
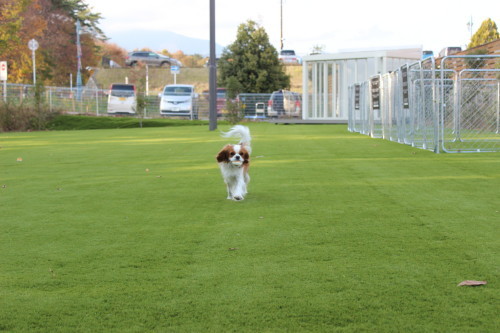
221;125;252;152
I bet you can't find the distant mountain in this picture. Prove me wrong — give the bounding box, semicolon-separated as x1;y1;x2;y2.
107;29;225;56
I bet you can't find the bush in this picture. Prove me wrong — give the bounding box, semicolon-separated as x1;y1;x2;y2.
0;101;58;132
225;76;244;124
0;83;60;132
46;115;209;130
465;49;488;69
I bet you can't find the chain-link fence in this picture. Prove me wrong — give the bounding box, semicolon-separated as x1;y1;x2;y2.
1;84;302;121
348;55;500;153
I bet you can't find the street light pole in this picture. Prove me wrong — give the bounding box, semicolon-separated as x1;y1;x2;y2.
209;0;217;131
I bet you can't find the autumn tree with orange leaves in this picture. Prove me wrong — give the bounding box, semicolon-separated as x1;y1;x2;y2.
0;0;104;85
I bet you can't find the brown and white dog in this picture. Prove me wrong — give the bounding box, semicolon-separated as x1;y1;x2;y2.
216;125;251;201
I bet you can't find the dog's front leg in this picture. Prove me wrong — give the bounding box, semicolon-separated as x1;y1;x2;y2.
226;183;233;200
230;179;246;201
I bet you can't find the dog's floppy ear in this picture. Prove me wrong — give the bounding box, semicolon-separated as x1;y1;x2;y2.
241;148;250;164
216;146;230;162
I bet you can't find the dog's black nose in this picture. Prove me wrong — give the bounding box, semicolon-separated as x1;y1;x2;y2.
235;155;240;160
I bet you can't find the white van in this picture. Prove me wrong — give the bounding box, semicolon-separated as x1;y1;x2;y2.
160;84;198;119
107;83;136;114
439;47;462;58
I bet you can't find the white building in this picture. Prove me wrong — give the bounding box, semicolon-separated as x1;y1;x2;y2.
301;48;421;121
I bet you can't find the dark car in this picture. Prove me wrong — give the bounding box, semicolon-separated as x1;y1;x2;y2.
201;88;229;116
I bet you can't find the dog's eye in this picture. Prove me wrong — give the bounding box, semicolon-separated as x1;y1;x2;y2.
230;152;235;156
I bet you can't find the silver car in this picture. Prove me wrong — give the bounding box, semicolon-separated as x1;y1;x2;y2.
267;90;302;118
125;51;180;67
278;50;301;65
160;84;198;119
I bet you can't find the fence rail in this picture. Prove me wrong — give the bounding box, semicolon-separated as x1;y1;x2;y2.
1;84;303;121
348;55;500;153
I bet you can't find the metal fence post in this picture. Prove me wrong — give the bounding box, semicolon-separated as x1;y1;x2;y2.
96;89;99;115
430;57;439;153
453;72;461;142
497;81;499;134
49;87;53;112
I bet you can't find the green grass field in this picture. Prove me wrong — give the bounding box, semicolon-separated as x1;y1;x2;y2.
1;123;499;332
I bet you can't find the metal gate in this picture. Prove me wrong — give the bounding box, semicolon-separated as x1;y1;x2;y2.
349;55;500;153
440;56;500;152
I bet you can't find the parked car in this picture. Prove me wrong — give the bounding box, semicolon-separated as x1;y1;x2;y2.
160;84;198;119
279;50;301;65
203;58;220;67
107;83;136;114
422;50;434;59
201;87;229;116
125;51;179;67
267;90;302;117
216;88;228;116
438;47;462;58
169;58;183;67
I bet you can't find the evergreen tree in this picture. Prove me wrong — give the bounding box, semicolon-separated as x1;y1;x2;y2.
218;20;290;93
468;18;499;49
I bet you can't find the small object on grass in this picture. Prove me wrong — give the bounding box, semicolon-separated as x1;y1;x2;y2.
145;168;150;172
228;247;238;251
457;280;487;287
17;157;23;162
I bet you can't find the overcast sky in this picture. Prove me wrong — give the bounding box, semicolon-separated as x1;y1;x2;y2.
84;0;498;55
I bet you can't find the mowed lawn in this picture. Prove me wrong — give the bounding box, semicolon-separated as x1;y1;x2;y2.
1;123;498;332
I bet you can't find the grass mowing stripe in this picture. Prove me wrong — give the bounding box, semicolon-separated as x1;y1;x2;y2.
1;123;498;332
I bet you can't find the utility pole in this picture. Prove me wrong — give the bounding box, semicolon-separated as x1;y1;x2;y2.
76;20;83;100
209;0;217;131
280;0;283;50
467;16;473;40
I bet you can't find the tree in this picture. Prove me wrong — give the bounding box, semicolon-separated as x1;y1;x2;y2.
0;0;103;85
97;41;128;67
468;18;499;49
218;20;290;93
160;50;206;68
0;0;28;54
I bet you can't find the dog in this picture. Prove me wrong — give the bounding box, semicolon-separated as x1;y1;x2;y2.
216;125;251;201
